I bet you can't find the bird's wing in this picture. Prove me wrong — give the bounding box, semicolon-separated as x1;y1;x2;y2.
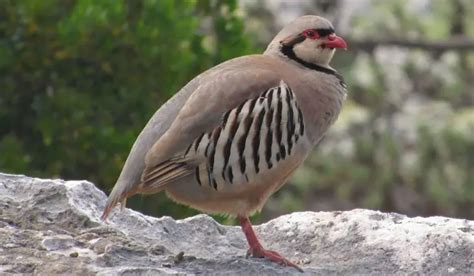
140;68;285;190
140;77;306;193
101;66;282;219
101;74;203;220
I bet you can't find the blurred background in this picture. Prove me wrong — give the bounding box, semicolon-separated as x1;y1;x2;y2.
1;0;473;223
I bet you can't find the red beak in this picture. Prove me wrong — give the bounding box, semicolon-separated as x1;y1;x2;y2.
324;33;347;49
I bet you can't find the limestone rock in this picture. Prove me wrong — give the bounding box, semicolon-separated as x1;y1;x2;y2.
0;173;472;274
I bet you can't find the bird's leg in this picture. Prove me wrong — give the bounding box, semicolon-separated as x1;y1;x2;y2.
238;216;303;272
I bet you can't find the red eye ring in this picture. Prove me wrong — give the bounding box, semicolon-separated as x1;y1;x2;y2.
303;29;320;39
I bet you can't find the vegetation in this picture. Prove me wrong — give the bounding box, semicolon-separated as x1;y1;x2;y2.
262;0;474;220
1;0;472;221
0;0;253;219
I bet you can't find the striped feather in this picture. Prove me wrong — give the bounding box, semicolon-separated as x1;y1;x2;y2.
139;81;305;192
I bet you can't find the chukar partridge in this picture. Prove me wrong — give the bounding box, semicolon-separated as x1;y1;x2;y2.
102;15;347;271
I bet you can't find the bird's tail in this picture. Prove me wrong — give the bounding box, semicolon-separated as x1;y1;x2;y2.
101;181;139;221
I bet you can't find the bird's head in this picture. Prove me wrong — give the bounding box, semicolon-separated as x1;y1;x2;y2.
265;15;347;69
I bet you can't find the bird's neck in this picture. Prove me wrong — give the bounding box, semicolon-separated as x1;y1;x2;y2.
278;45;337;75
269;45;346;91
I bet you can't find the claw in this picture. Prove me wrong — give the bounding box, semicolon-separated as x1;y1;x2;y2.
249;247;304;272
239;216;304;272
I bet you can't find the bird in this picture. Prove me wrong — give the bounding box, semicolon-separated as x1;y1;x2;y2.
101;15;347;271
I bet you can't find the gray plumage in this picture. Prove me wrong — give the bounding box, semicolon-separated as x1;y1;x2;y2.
102;15;347;219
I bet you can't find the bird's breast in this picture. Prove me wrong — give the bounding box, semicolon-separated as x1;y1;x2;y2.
292;73;346;144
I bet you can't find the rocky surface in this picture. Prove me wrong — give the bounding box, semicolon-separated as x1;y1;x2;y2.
0;173;473;275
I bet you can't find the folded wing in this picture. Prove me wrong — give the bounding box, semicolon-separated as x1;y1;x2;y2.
141;80;306;192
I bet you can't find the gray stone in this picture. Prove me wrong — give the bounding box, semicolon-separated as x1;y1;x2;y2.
0;172;472;275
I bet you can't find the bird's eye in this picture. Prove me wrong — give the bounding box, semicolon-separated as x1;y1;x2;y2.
303;30;319;39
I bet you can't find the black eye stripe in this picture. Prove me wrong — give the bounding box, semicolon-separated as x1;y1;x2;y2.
315;28;335;37
299;28;335;39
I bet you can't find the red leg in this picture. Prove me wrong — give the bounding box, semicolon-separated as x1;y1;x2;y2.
238;216;303;272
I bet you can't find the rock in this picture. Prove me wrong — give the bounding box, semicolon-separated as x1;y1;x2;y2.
0;173;472;275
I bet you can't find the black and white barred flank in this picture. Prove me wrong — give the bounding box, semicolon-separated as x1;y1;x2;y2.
183;81;305;190
141;81;306;190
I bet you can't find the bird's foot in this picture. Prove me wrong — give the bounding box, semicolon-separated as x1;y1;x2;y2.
247;246;303;272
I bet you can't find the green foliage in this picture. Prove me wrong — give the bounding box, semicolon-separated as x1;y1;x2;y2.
265;0;474;221
1;0;472;223
0;0;253;220
283;117;474;220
